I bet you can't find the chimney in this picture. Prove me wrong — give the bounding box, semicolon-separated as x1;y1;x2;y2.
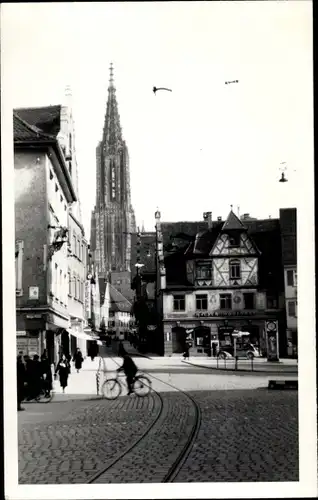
203;211;212;229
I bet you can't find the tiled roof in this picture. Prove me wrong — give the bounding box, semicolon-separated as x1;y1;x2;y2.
13;113;54;142
109;284;132;313
222;210;246;231
15;105;62;137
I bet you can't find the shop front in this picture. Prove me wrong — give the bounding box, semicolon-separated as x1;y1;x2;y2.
163;309;283;357
16;311;46;357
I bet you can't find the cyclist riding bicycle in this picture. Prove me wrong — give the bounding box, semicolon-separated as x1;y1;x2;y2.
117;352;138;395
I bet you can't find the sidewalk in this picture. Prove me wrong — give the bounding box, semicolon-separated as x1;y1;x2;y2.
52;356;118;401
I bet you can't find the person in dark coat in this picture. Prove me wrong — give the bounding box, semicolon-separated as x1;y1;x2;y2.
118;341;126;357
55;354;70;393
17;355;26;411
41;352;53;398
31;355;43;400
88;341;98;361
117;353;138;395
73;348;84;373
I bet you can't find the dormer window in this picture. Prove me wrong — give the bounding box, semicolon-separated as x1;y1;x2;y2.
228;233;240;247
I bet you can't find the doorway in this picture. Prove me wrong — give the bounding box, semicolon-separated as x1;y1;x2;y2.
172;327;186;353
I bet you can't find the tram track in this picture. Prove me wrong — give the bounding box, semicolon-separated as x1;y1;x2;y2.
87;353;201;484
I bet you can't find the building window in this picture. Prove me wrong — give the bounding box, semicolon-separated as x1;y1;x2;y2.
288;301;297;317
81;244;84;262
287;269;297;287
229;259;241;279
228;233;240;247
69;161;72;176
267;295;278;309
73;274;77;298
77;239;81;259
243;292;255;309
196;262;212;280
68;271;71;295
173;294;185;311
220;293;232;310
196;294;208;310
77;279;80;300
49;170;53;180
73;235;77;256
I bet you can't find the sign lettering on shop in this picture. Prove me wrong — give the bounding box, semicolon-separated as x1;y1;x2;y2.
194;311;257;318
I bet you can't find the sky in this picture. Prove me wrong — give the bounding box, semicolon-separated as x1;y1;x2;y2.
2;1;313;237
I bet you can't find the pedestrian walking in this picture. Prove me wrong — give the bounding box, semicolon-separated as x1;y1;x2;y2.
73;348;84;373
31;355;43;400
212;342;217;358
41;351;53;398
54;354;70;393
183;344;190;360
17;355;26;411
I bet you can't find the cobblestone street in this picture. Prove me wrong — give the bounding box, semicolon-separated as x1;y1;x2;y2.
18;355;299;484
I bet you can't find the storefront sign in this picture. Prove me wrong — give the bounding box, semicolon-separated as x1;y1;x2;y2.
165;313;188;319
16;336;40;356
84;280;91;318
195;311;257;318
265;320;279;361
29;286;39;300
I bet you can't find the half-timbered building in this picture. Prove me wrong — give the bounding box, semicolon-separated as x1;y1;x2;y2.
160;210;286;357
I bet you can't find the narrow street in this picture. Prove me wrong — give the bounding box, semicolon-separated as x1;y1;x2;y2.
18;348;298;484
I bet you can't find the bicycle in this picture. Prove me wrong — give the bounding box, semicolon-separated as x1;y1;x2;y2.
101;371;152;400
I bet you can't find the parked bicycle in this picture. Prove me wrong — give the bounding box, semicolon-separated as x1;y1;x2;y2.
101;372;152;400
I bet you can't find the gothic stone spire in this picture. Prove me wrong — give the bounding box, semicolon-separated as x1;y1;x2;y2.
103;63;123;149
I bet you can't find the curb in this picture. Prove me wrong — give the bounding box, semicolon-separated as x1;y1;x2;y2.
268;379;298;390
183;360;298;375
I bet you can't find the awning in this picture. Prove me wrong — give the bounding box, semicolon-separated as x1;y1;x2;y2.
67;328;99;341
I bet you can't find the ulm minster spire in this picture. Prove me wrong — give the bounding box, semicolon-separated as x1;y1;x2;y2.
90;63;136;298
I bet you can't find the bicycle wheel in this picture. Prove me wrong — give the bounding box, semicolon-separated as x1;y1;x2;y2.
102;378;122;400
133;375;151;397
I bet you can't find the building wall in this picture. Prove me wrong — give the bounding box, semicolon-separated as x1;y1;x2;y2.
15;151;48;307
67;214;87;320
284;266;297;330
163;288;266;318
46;156;69;320
212;257;258;287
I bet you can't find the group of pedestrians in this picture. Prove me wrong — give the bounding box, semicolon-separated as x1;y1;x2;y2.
17;347;86;409
17;350;53;411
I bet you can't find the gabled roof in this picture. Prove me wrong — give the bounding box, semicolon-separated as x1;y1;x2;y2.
13;113;55;142
109;284;132;313
15;105;62;137
222;210;246;232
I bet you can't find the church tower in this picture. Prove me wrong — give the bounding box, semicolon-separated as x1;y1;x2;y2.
90;64;136;299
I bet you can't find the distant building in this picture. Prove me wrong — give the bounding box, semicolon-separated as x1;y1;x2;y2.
280;208;297;356
90;64;136;302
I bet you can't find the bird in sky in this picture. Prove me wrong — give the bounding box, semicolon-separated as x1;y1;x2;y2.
153;86;172;95
225;80;239;85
